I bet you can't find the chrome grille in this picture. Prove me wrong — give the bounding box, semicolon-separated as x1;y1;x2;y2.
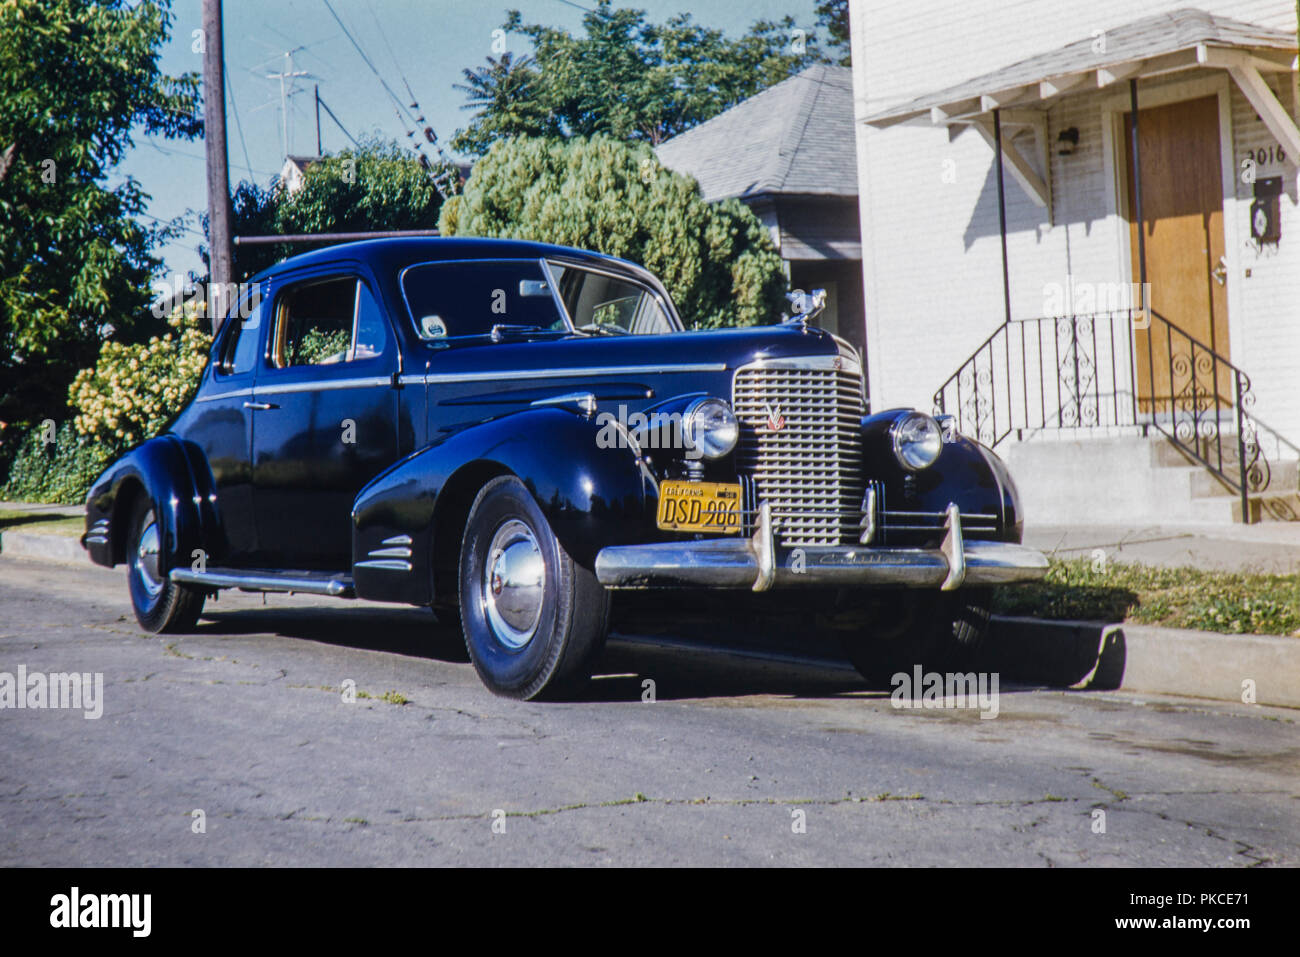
732;355;866;547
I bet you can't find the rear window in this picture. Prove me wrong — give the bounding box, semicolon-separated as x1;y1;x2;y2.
402;260;566;339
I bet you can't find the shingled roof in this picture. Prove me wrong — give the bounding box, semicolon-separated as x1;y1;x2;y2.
655;64;857;203
865;8;1297;125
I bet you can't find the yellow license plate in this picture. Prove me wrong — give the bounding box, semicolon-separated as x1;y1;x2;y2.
656;480;742;535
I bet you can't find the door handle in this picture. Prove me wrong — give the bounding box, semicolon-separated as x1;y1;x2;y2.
1212;256;1228;286
243;401;279;411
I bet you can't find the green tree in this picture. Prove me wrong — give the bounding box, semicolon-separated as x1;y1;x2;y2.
816;0;851;66
451;52;560;157
452;1;821;153
218;142;449;280
0;0;200;429
439;135;787;329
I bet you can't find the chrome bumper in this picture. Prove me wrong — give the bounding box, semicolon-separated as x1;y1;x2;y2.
594;502;1049;592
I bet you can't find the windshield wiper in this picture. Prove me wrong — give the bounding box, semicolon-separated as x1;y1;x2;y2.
489;324;565;342
574;322;628;336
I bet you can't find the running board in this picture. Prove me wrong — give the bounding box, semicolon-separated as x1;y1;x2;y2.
169;567;355;598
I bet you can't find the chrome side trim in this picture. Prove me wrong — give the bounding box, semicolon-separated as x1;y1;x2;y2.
381;535;412;546
254;376;392;396
409;363;726;386
196;387;254;403
355;559;413;572
169;567;355;597
366;547;412;559
530;391;597;415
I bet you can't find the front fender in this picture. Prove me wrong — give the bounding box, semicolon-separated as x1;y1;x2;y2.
861;409;1018;542
351;407;652;605
83;435;224;572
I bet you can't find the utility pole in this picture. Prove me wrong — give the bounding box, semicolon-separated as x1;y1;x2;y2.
265;51;313;159
201;0;233;335
315;85;322;155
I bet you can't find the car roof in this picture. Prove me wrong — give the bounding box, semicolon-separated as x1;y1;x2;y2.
249;236;643;282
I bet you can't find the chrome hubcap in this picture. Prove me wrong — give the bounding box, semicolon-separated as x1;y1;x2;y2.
134;517;164;599
482;519;545;649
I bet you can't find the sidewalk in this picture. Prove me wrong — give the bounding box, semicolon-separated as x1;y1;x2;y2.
1024;522;1300;574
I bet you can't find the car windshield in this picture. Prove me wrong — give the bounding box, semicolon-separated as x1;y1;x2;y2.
547;262;677;336
403;260;569;340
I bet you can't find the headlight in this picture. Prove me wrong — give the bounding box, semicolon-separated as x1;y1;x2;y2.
683;397;739;459
891;412;943;470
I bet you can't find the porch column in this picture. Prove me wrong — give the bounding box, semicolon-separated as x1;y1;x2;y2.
1128;78;1150;428
992;108;1012;326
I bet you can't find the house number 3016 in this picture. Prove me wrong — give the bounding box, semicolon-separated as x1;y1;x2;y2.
1247;145;1286;166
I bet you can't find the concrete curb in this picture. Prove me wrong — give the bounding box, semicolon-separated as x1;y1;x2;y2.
989;615;1300;709
0;530;87;565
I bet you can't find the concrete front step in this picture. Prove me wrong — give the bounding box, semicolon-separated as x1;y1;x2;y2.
1003;434;1299;526
1189;459;1299;498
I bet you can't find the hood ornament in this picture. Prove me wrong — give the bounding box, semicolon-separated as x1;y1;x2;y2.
780;288;827;329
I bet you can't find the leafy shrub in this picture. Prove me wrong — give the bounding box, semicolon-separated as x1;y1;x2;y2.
439;134;788;328
68;309;212;447
0;421;115;504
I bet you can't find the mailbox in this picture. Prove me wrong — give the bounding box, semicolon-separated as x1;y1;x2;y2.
1251;176;1282;244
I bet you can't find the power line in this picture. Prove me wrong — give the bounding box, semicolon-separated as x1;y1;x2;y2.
320;0;418;125
315;93;360;149
225;69;254;183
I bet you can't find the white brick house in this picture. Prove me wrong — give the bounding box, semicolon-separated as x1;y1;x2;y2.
849;2;1300;523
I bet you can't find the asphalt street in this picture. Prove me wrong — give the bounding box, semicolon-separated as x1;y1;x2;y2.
1;555;1297;866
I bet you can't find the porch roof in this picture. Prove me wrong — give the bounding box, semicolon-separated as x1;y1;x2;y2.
863;8;1296;128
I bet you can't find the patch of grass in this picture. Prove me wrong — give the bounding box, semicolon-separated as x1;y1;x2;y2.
994;558;1300;637
0;510;85;537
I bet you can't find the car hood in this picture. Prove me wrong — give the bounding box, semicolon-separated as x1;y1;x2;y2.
419;324;855;381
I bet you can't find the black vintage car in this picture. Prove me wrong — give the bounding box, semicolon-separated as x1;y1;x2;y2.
83;237;1047;698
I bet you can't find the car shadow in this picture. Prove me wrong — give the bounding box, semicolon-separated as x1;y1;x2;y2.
185;599;1068;704
190;598;885;699
196;605;471;663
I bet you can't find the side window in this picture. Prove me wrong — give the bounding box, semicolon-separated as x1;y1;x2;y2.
353;282;389;360
401;260;565;339
271;276;390;368
218;284;267;376
549;263;674;335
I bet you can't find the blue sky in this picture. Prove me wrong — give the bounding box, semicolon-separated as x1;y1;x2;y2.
116;0;824;278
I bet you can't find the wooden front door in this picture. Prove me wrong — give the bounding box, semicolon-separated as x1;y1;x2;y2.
1124;95;1230;413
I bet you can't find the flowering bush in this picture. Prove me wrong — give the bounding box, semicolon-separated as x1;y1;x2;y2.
68;308;212;447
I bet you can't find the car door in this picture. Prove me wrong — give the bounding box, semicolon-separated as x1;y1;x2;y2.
182;282;268;564
251;269;400;570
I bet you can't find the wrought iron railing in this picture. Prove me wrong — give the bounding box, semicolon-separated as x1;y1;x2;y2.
933;309;1297;522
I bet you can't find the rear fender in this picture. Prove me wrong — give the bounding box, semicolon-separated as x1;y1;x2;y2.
84;436;224;572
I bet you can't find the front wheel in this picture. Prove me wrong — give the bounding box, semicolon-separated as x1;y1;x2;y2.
840;588;993;689
458;476;609;700
126;498;205;633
